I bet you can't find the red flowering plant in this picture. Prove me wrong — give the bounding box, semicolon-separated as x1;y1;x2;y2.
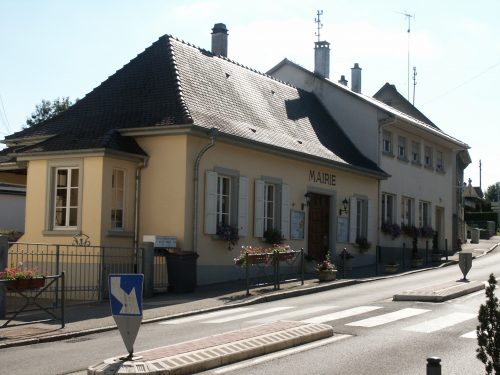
0;263;44;281
316;253;336;272
234;244;292;267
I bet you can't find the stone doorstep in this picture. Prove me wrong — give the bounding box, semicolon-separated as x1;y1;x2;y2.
87;320;333;375
393;280;485;302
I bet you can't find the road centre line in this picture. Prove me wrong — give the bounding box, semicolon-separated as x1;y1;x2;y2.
301;306;383;324
346;308;430;328
404;312;476;333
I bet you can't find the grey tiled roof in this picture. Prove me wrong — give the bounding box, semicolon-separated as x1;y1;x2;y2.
2;35;385;176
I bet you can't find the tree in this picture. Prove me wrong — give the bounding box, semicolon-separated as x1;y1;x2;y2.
25;97;75;127
485;183;500;203
477;273;500;374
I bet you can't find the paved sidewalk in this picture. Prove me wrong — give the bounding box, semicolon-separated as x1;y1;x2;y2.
1;236;498;350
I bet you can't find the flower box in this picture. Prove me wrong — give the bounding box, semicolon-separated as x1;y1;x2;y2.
4;277;45;291
277;252;296;261
246;253;271;265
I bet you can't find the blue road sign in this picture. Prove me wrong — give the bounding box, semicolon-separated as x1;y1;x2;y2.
109;274;143;316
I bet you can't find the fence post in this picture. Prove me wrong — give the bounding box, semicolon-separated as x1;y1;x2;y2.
445;239;448;262
142;242;154;298
402;242;406;269
426;240;429;265
426;357;441;375
55;244;60;308
245;252;250;296
342;248;346;279
300;248;304;285
375;245;380;276
0;236;7;319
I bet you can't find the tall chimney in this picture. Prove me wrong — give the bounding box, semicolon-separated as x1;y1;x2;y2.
351;63;362;93
338;75;348;86
211;23;228;57
314;41;330;79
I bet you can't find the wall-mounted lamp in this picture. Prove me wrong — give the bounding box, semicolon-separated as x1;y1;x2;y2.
302;192;312;210
339;197;349;216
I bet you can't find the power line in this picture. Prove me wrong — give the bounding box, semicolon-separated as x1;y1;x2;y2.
424;60;500;104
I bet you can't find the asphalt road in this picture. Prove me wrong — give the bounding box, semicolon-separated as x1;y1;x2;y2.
1;248;498;375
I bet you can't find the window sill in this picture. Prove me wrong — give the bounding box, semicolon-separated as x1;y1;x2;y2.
106;230;134;238
42;230;80;236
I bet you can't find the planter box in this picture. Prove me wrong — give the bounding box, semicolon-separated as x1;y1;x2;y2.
277;252;296;262
318;270;337;282
3;278;45;291
384;264;399;274
246;253;271;265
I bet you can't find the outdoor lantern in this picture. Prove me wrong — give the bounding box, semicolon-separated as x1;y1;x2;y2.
339;197;349;215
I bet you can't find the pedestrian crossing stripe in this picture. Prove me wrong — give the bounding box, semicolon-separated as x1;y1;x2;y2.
205;306;294;324
302;306;383;324
250;305;337;323
159;307;253;325
346;308;430;327
403;312;477;333
460;330;477;339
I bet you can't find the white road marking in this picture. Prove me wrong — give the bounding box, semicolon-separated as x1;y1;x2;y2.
158;307;253;324
250;305;337;323
211;334;352;374
302;306;382;324
205;306;294;323
460;330;477;339
404;312;476;333
347;308;430;327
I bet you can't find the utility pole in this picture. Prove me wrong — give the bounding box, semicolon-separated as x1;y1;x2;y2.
398;12;415;101
479;160;482;190
412;66;417;105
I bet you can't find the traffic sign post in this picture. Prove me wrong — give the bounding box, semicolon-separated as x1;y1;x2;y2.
109;274;144;361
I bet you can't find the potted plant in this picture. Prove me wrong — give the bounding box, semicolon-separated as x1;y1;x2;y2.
216;224;240;250
0;264;45;291
384;260;400;274
381;222;401;239
316;253;337;282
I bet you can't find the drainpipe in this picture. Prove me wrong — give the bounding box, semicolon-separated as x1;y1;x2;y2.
133;158;148;253
193;128;218;252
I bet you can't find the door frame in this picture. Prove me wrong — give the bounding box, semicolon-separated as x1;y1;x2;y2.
305;187;337;259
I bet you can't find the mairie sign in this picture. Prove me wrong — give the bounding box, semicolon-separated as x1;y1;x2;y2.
109;274;144;357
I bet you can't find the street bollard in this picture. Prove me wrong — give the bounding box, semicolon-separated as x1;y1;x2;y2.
427;357;441;375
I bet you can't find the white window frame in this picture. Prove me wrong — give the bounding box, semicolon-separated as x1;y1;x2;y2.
111;168;125;230
382;193;396;224
419;201;432;228
411;141;421;164
254;179;289;239
424;145;433;168
217;175;231;226
382;130;393;154
204;170;248;237
349;196;372;243
398;136;407;160
263;183;275;232
401;196;415;226
53;167;80;230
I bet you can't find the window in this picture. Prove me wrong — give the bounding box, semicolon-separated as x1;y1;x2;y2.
419;201;431;228
436;151;444;172
53;167;80;229
111;169;125;230
381;193;396;224
401;197;414;226
424;145;433;168
264;183;275;231
356;198;368;239
204;170;248;237
254;179;289;239
382;130;393;154
217;175;231;226
411;141;421;164
398;136;407;160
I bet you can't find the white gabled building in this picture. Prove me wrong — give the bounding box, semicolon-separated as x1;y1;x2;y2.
268;41;470;256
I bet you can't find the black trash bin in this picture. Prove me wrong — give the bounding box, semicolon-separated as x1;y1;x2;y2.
165;250;199;293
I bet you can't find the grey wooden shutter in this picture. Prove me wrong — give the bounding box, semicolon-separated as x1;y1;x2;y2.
204;170;217;235
281;183;290;239
238;176;249;237
254;179;265;237
349;196;358;243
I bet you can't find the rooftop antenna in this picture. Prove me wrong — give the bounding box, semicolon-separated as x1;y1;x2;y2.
412;66;417;105
315;10;323;42
397;11;415;101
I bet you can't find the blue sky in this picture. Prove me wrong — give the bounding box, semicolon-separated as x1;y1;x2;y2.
1;0;499;189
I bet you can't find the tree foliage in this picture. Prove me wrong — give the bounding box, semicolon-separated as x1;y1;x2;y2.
477;273;500;374
25;97;75;127
485;183;500;203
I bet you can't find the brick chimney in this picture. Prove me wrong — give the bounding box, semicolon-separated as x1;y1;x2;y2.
211;23;228;57
314;41;330;79
351;63;362;93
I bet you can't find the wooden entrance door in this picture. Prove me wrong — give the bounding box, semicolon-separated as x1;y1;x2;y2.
307;193;330;260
